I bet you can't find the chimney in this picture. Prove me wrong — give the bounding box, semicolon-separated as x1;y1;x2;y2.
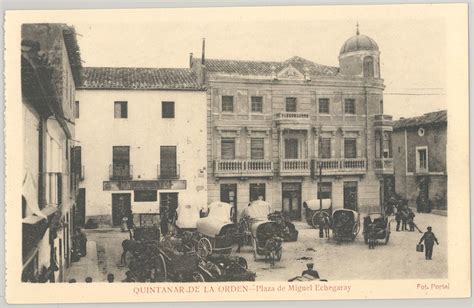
189;53;193;68
201;38;206;65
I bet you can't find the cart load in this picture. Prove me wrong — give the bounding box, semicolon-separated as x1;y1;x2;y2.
175;204;203;232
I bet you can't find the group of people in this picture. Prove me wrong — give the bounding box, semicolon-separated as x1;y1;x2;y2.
69;273;123;283
394;202;420;232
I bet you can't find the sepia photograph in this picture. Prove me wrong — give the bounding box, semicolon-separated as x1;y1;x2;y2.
4;3;470;303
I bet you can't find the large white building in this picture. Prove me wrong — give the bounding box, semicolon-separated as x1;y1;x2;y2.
75;67;207;228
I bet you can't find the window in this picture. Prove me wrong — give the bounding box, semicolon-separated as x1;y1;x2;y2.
221;138;235;160
114;101;128;118
112;146;130;178
162;101;175;118
284;139;299;159
320;138;331;159
416;147;428;172
250;138;265;160
134;190;158;202
160;146;178;178
379;100;384;114
344;138;357;158
285;97;297;112
344;99;356;114
251;96;263;113
363;56;374;78
249;183;266;201
74;101;80;119
317;182;332;199
319;98;330;114
222;96;234;112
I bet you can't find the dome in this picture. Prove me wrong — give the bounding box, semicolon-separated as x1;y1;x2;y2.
339;33;379;55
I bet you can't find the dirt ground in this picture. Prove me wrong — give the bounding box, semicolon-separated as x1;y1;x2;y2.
66;212;446;282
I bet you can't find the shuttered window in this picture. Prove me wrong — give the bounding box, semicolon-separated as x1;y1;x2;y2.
160;146;177;178
250;138;264;160
222;96;234;112
221;138;235;160
285;97;297;112
114;101;128;118
320;138;331;159
113;146;130;165
344;139;357;158
74;101;80;119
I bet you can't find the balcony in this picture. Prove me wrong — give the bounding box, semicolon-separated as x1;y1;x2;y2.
279;159;311;177
109;164;133;180
157;164;180;179
275;112;311;127
374;114;393;127
375;158;394;175
214;160;274;178
311;158;367;176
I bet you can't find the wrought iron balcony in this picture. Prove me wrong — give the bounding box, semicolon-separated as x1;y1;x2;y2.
109;164;133;180
311;158;367;176
279;159;311;176
374;158;394;175
157;164;180;179
214;159;274;177
275;112;311;126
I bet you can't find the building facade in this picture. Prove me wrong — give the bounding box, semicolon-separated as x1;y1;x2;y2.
392;110;447;214
21;23;82;282
192;31;395;221
75;68;207;228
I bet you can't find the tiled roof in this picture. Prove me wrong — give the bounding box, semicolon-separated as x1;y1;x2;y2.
79;67;203;90
204;56;339;77
393;110;447;130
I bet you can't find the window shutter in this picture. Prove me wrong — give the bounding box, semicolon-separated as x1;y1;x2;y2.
251;138;264;160
344;139;357;158
221;138;235;160
321;138;331;158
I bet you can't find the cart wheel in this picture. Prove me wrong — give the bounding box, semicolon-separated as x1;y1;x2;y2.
252;238;258;261
197;237;212;259
155;254;167;282
192;272;206;282
276;248;282;261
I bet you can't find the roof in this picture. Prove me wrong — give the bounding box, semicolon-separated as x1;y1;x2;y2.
79;67;204;90
393;110;447;130
340;34;379;55
203;56;339;77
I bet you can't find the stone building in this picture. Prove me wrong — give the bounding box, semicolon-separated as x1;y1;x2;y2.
191;29;395;221
75;68;207;227
21;24;82;282
392;110;447;214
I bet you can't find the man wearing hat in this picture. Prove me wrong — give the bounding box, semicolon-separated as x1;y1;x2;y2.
301;263;320;279
418;226;439;260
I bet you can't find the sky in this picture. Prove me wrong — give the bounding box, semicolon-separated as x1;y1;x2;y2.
72;6;447;120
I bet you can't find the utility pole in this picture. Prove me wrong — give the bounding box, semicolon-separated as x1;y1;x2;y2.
318;126;324;238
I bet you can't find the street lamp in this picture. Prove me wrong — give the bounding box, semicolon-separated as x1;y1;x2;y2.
317;126;324;238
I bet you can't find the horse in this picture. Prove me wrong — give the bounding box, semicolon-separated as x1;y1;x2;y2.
121;239;143;266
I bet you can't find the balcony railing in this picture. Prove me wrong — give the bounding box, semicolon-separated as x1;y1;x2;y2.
109;164;133;180
375;158;395;175
276;112;310;120
214;160;274;177
280;159;311;176
311;158;367;176
374;114;394;127
157;164;180;179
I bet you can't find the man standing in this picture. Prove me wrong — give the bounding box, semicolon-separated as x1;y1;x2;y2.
419;226;439;260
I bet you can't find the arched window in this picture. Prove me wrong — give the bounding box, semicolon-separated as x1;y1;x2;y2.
363;56;374;78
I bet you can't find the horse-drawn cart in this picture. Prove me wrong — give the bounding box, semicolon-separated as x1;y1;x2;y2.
192;201;236;258
332;209;360;244
303;199;332;228
362;213;391;245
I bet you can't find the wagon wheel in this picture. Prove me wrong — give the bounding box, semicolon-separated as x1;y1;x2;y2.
252;237;258;261
154;254;167;282
197;237;212;259
276;247;282;261
192;272;206;282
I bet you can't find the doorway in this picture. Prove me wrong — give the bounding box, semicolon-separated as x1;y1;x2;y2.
343;181;358;211
282;183;302;220
220;184;237;222
111;193;131;226
159;192;179;220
